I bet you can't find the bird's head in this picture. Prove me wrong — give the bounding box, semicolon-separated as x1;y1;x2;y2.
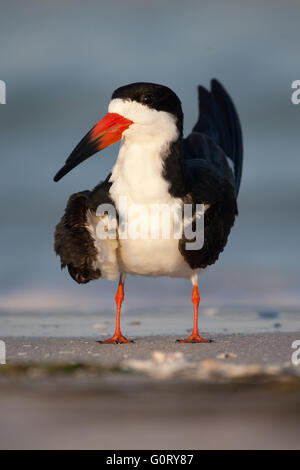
54;82;183;182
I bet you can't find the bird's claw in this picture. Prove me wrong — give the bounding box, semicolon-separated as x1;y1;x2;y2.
98;334;134;344
176;333;211;343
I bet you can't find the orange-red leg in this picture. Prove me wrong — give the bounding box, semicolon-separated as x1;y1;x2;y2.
98;279;134;344
177;286;211;343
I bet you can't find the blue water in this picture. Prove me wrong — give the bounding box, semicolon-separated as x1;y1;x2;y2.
0;1;300;332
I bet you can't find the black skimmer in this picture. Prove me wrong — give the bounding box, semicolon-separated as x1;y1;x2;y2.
54;80;243;344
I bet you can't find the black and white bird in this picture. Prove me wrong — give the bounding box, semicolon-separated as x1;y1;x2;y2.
54;80;243;344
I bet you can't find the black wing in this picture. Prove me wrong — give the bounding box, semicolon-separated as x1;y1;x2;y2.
54;175;113;284
190;78;243;195
179;80;242;269
179;165;237;269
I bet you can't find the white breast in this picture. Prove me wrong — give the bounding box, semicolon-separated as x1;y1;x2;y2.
107;113;194;279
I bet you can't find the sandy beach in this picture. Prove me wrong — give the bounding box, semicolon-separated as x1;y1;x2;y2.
2;332;299;366
1;332;300;450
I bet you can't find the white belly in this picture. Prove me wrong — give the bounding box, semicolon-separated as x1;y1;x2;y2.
118;237;193;278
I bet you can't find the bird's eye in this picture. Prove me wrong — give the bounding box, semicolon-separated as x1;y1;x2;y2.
142;94;154;105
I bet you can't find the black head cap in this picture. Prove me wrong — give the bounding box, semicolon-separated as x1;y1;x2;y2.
112;82;183;134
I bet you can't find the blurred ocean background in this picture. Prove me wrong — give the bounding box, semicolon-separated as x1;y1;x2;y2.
0;0;300;335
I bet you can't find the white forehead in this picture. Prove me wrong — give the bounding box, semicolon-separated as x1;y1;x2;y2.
108;98;176;127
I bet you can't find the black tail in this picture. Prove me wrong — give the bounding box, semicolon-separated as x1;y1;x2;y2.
193;79;243;196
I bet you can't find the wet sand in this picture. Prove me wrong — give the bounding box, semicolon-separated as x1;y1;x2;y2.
0;333;300;449
2;332;299;366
